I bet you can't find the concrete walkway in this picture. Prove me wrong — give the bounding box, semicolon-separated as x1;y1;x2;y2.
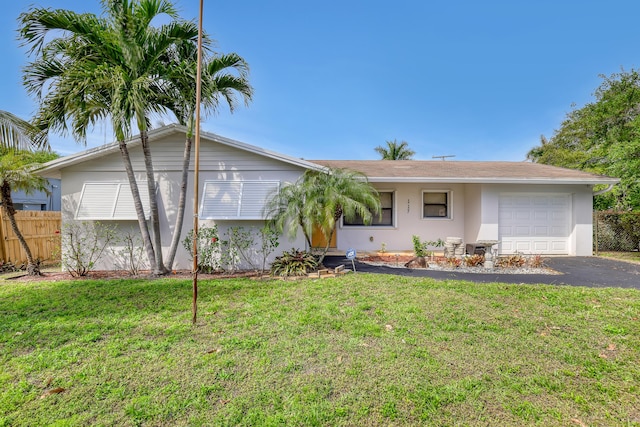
323;256;640;289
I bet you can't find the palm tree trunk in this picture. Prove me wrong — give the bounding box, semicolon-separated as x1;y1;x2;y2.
165;135;192;270
139;130;167;275
300;219;313;249
317;225;337;266
118;140;157;273
1;181;39;275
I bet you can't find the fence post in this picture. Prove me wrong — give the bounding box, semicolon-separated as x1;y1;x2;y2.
0;211;5;262
593;211;598;256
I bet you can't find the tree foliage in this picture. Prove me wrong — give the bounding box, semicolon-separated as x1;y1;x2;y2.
0;149;59;275
19;0;252;273
374;139;415;160
0;110;48;151
266;167;381;264
527;70;640;210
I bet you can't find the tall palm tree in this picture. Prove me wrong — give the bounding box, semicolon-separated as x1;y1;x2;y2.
374;139;415;160
19;0;201;274
0;150;58;275
158;41;253;269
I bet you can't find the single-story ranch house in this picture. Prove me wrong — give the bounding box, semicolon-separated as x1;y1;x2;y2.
38;124;619;270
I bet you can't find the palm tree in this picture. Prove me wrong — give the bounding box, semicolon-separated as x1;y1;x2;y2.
265;177;315;249
159;41;253;269
374;139;415;160
304;168;380;263
19;0;201;274
267;167;381;265
0;150;58;275
0;110;48;151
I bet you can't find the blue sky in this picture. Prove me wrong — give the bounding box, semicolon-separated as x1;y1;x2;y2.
2;1;640;160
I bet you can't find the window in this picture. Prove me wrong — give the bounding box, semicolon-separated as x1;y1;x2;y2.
200;180;280;220
423;191;450;219
76;182;151;220
343;191;394;226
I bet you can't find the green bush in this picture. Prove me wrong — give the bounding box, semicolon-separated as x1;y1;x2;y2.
182;226;222;273
270;249;318;277
412;235;444;257
596;212;640;251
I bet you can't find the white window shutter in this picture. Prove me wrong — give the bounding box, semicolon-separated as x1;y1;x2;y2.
200;180;279;220
75;182;151;220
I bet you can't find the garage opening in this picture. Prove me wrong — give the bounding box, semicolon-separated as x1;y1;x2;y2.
499;194;571;255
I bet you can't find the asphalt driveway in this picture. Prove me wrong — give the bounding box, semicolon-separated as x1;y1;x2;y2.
323;256;640;289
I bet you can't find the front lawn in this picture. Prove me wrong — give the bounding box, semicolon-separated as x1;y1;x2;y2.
1;274;639;426
599;251;640;264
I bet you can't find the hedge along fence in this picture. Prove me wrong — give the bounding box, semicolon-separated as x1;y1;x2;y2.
0;210;61;264
594;211;640;254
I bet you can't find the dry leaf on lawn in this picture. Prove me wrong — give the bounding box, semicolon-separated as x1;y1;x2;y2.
40;387;65;399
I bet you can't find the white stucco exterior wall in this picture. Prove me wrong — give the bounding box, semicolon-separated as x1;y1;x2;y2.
334;182;596;256
336;183;466;252
477;183;595;256
57;132;309;271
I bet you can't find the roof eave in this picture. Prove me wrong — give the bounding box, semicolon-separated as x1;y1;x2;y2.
199;129;325;172
367;177;621;185
37;124;326;177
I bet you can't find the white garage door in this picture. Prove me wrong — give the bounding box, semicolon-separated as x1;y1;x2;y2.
499;194;571;255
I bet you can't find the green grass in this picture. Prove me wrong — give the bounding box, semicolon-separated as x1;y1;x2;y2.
599;251;640;264
1;274;639;426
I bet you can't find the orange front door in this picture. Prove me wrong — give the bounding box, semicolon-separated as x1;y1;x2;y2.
311;225;337;249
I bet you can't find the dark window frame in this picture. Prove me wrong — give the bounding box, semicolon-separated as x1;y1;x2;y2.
422;190;451;219
343;191;394;227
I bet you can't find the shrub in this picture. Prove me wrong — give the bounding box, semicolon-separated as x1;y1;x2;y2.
257;225;280;273
182;226;222;273
184;225;280;273
61;221;117;277
412;235;444;257
110;228;148;275
464;254;485;267
270;249;318;277
496;253;526;268
220;226;252;272
444;257;462;268
527;254;547;268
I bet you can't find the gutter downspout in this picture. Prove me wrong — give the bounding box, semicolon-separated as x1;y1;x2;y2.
593;183;615;196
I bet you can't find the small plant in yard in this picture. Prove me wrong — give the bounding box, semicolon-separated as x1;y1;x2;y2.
444;257;462;268
464;254;485;267
220;226;253;272
110;228;148;275
412;235;427;257
412;235;444;258
61;220;117;277
182;226;222;273
379;242;387;254
0;260;20;273
220;225;280;273
496;253;527;268
527;254;547;268
270;248;318;277
257;224;280;273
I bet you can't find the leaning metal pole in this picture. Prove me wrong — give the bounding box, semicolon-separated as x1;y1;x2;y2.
192;0;204;325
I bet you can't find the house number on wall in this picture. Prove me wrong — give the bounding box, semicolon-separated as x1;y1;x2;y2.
407;199;410;213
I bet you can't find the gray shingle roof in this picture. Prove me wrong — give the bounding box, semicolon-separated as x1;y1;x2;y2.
308;160;619;184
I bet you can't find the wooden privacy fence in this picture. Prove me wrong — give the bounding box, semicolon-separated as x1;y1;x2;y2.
0;211;61;264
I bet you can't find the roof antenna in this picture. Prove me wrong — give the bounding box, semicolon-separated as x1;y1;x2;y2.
432;155;456;161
